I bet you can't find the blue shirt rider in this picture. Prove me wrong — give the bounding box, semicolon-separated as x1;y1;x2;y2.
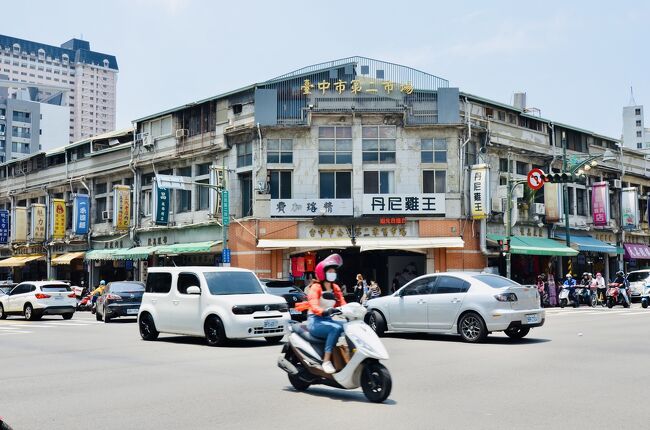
563;274;577;303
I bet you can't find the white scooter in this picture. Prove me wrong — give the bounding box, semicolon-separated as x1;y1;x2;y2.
277;302;392;403
559;285;579;308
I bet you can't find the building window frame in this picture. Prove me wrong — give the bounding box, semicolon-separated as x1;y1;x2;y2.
237;142;253;168
319;171;352;199
362;125;396;164
269;170;292;199
363;171;394;194
421;138;448;163
318;126;352;164
267;139;293;164
423;170;447;193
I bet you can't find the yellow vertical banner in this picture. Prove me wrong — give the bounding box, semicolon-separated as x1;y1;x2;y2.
31;204;47;241
113;185;131;231
51;199;67;240
13;207;27;242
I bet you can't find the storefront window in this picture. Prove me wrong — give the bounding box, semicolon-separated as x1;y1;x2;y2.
319;171;351;199
364;171;393;194
267;139;293;164
363;126;396;164
237;142;253;167
423;170;446;193
269;171;291;199
318;127;351;164
421;138;447;163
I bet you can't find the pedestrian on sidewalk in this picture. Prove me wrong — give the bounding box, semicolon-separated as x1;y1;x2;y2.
594;272;606;306
354;274;367;303
362;281;382;304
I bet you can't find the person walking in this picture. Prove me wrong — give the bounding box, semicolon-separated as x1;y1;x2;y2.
594;272;607;306
391;273;401;294
536;275;546;307
362;281;382;304
353;274;367;303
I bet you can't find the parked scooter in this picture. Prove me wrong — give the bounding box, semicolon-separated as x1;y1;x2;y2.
77;294;93;311
558;286;579;308
641;285;650;309
606;283;630;309
278;302;392;403
576;285;597;307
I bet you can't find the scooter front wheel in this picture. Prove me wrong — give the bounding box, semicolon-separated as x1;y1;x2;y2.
642;299;649;309
361;361;392;403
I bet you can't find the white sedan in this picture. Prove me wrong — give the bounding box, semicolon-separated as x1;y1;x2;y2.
365;272;544;342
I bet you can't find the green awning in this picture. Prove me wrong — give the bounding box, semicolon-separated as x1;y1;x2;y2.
113;246;158;260
85;249;124;261
155;241;222;255
487;234;578;257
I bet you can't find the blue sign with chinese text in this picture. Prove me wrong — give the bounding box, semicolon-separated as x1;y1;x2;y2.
0;210;9;244
74;195;90;235
222;248;231;264
155;186;170;225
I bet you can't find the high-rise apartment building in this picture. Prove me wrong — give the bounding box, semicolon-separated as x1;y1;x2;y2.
0;34;118;142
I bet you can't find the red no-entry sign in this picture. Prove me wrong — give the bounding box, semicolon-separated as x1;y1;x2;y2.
527;168;545;191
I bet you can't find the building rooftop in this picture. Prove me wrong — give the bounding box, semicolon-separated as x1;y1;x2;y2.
0;34;118;70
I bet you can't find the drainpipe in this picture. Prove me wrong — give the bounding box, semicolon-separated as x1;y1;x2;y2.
45;189;52;280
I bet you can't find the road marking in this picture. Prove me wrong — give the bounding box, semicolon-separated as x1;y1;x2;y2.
619;311;649;316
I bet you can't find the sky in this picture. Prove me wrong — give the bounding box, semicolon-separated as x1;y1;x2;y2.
3;0;649;139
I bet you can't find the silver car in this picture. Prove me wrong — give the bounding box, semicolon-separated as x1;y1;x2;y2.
365;272;544;342
625;270;650;300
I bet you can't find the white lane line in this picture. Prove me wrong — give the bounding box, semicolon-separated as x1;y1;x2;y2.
620;311;650;316
0;332;31;335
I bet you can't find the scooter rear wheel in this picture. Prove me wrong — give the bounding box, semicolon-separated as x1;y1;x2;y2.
642;299;648;309
361;362;392;403
288;373;310;391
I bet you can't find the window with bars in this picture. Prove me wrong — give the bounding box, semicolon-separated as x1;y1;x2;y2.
267;139;293;164
421;138;447;163
363;126;396;164
318;127;352;164
423;170;447;193
269;171;292;199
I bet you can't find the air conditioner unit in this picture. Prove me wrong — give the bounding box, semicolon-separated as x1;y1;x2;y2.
142;135;153;148
0;115;5;120
611;179;622;189
533;203;545;215
491;197;504;213
0;131;4;136
102;210;112;221
176;129;189;138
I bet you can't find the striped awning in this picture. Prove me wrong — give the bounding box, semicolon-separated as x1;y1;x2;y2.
51;252;86;265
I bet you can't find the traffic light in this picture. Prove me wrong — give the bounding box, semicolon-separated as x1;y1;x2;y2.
542;172;584;184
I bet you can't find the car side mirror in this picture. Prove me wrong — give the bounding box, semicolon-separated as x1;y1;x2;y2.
186;286;201;295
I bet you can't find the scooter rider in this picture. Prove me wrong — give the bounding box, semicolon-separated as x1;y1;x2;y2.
563;274;577;304
612;270;630;306
580;272;593;304
301;254;347;374
90;280;107;306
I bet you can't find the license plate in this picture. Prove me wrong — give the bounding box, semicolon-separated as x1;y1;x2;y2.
127;308;138;315
289;309;301;315
263;319;279;329
526;314;539;324
54;296;63;300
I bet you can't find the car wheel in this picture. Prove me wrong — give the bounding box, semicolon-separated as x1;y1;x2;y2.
265;336;284;345
103;308;111;323
367;310;386;337
504;327;530;339
24;304;37;321
0;304;6;320
139;313;159;341
95;309;102;321
642;299;648;309
204;316;228;347
62;313;73;320
360;361;392;403
458;312;487;343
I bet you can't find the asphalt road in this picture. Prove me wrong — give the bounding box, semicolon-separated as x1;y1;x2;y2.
1;305;649;430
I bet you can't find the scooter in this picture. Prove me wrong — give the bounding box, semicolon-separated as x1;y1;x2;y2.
277;302;392;403
641;285;650;309
577;285;597;308
606;284;630;309
77;294;93;311
558;286;579;308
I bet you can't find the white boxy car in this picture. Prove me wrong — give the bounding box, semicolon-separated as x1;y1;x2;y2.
138;267;291;346
0;281;76;320
365;272;545;342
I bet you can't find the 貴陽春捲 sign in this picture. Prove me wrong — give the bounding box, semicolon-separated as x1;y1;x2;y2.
362;194;445;215
270;199;353;217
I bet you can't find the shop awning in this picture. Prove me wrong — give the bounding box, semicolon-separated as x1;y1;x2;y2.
113;246;157;260
552;234;618;254
257;239;353;251
85;249;124;261
487;234;578;257
624;243;650;260
156;241;222;255
355;237;464;253
51;252;86;265
0;255;45;267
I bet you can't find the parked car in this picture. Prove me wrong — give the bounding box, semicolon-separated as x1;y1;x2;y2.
95;281;145;323
259;279;307;321
364;272;544;342
138;267;291;346
625;270;650;301
0;281;76;320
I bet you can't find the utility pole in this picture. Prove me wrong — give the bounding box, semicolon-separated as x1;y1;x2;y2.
221;156;229;266
562;131;571;249
506;152;512;279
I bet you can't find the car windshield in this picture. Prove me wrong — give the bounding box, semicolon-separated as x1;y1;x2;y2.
41;285;72;292
473;275;521;288
205;271;265;295
110;282;145;293
626;272;650;283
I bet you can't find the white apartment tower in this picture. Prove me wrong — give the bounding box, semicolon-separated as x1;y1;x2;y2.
622;91;650;151
0;35;118;142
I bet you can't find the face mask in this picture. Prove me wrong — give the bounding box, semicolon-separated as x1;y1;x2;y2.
326;272;337;282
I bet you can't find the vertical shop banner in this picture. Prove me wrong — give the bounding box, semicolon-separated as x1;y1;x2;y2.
153;185;170;225
544;183;561;223
621;187;639;230
591;182;610;227
51;199;66;239
470;164;489;219
0;210;9;244
113;185;131;231
73;194;90;235
30;204;47;241
12;207;27;242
